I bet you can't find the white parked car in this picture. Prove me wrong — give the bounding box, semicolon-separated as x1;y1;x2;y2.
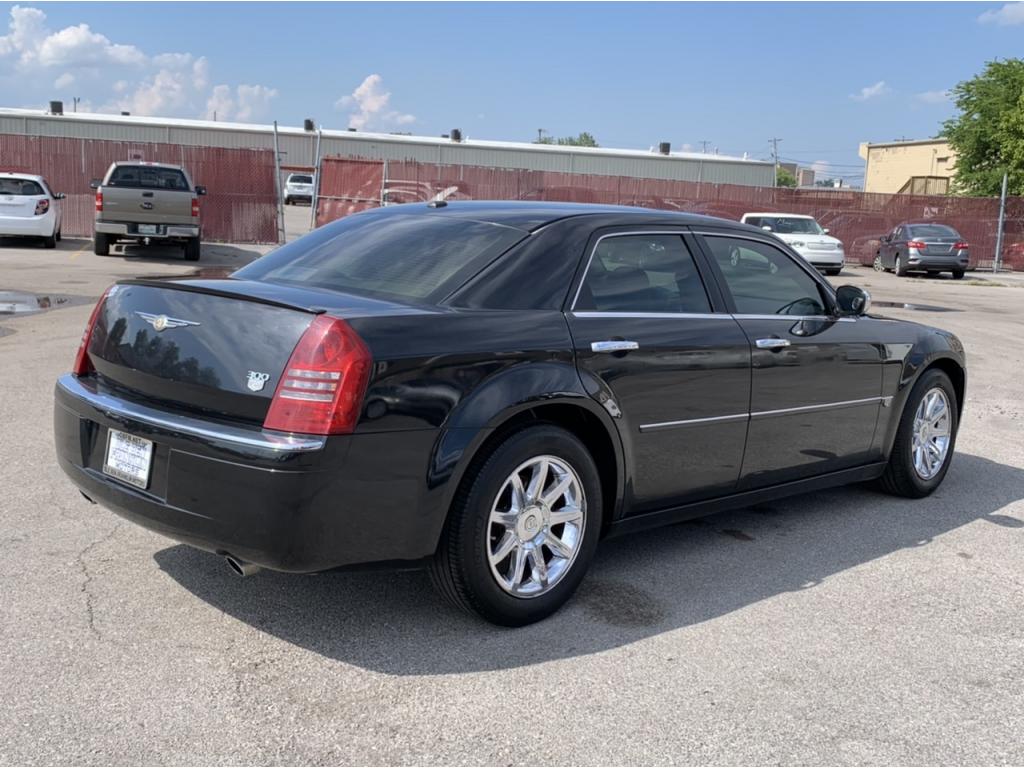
283;173;314;205
0;172;64;248
740;212;845;275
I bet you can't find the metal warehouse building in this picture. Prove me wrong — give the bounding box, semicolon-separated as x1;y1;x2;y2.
0;107;774;186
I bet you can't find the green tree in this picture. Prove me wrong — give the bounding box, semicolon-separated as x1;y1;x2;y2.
775;166;797;188
535;132;600;147
942;58;1024;196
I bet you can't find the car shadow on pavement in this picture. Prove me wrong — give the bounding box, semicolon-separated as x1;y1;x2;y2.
115;242;265;268
154;452;1023;675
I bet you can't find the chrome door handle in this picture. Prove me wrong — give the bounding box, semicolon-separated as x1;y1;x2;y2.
591;340;640;353
755;338;791;350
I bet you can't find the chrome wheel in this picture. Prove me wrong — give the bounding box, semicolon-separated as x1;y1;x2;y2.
911;387;951;480
873;254;883;272
487;455;586;598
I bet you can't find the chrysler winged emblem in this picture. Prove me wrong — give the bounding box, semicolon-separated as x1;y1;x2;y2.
135;312;200;332
247;371;271;392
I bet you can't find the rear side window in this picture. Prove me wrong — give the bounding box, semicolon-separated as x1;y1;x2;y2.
236;213;526;302
575;234;711;314
108;166;190;191
0;178;44;196
704;236;827;316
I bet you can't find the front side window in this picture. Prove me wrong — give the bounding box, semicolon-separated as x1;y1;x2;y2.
704;236;828;316
575;234;711;314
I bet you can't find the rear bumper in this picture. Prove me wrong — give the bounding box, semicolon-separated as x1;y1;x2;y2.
0;212;54;237
906;254;969;271
54;374;444;572
95;221;200;239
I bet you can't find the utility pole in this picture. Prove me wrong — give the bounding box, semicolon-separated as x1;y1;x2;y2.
699;140;711;154
72;96;80;113
769;137;782;186
994;170;1008;273
536;128;547;143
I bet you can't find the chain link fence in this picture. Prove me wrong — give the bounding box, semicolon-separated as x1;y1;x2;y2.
314;157;1024;270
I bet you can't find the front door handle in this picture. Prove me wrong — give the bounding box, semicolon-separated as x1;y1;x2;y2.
591;340;640;353
755;338;791;350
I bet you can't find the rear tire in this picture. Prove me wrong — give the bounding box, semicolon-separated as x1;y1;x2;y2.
41;232;56;248
894;254;906;276
952;270;965;280
878;368;958;498
93;233;110;256
284;196;291;206
428;424;602;626
184;237;201;261
55;227;62;242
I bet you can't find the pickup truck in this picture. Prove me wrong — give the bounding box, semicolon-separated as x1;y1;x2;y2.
91;162;207;261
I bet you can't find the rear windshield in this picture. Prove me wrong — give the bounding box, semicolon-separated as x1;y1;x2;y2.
289;175;313;185
0;179;44;196
907;224;959;238
752;216;824;235
236;212;526;302
108;165;190;191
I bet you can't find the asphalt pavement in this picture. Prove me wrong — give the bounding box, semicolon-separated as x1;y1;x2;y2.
0;225;1021;765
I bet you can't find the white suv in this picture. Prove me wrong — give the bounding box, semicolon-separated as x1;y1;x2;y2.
740;212;845;276
284;173;314;205
0;172;64;248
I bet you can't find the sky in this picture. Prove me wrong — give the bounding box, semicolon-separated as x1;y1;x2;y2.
1;1;1022;183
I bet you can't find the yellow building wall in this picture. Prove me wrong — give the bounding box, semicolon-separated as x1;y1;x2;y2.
858;141;957;194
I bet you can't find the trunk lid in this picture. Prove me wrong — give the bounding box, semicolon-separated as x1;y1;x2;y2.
921;237;961;256
86;278;429;423
0;193;42;218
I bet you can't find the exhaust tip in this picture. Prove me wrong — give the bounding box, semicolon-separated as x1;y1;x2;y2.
225;555;261;578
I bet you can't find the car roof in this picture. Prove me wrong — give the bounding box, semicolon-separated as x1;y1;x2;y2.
1;172;46;183
111;161;185;170
743;212;815;219
362;200;750;232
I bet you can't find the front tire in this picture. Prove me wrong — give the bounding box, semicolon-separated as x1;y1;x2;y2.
429;424;602;626
873;254;884;272
878;368;958;498
825;267;842;276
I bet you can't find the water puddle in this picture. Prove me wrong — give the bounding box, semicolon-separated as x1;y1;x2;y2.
0;291;93;316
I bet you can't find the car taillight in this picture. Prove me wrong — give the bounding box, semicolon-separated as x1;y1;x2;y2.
95;190;103;212
907;241;927;250
34;199;50;215
955;241;969;250
263;316;372;435
191;197;199;217
72;287;113;377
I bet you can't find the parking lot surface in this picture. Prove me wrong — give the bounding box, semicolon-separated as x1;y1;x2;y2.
1;227;1022;764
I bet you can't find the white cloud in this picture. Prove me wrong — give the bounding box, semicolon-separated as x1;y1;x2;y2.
916;89;951;104
979;2;1024;25
0;6;275;122
204;83;278;122
850;81;890;101
810;160;833;175
335;74;415;130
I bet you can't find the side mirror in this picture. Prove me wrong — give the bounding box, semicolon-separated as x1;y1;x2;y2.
836;285;871;316
822;228;830;234
195;185;207;196
89;179;101;190
761;225;773;232
54;192;66;200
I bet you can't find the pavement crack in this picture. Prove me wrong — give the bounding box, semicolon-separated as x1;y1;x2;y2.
75;522;122;641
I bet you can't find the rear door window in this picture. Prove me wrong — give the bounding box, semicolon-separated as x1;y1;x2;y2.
574;234;712;314
108;166;190;191
236;213;526;302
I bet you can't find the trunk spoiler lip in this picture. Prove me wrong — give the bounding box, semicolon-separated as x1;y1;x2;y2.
114;277;434;317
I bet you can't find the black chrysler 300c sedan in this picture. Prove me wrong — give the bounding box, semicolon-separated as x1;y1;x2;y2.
55;202;966;625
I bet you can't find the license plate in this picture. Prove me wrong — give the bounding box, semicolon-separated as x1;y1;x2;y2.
137;224;158;235
103;429;153;489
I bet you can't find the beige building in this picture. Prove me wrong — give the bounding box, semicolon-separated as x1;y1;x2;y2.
858;138;957;194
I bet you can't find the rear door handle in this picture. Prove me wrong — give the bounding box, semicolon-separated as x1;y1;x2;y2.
591;340;640;353
142;191;154;197
755;338;791;350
